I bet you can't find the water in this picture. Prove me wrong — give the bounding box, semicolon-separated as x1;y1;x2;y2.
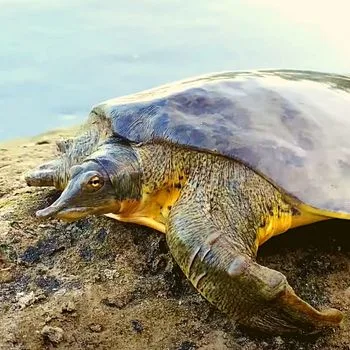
1;0;350;141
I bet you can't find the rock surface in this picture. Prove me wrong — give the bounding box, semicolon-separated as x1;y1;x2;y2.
0;129;349;350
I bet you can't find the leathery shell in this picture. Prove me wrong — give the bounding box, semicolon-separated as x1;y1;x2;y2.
90;70;350;217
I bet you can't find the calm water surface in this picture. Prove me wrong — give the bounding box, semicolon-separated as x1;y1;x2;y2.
1;0;350;140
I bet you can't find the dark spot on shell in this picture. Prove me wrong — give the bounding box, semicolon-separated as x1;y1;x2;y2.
212;134;230;149
280;147;304;167
298;133;314;151
170;88;234;117
221;103;251;129
338;159;350;173
153;112;170;133
179;175;184;180
168;206;172;211
190;129;207;145
281;100;299;122
171;124;192;143
230;147;260;167
174;183;182;189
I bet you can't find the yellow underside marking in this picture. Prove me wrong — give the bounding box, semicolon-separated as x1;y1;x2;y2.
290;210;329;230
297;202;350;220
105;213;166;233
104;176;185;233
257;207;328;247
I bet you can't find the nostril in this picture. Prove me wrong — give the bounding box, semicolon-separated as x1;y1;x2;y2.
36;205;60;218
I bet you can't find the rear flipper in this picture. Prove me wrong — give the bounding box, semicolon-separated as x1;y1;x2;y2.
166;188;343;334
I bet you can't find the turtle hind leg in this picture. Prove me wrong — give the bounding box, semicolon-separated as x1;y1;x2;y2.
166;184;343;334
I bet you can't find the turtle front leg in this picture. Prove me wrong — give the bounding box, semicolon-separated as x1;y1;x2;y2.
25;159;64;189
25;130;102;190
25;139;76;189
166;188;343;334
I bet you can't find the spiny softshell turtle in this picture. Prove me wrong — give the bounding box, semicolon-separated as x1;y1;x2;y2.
26;69;350;334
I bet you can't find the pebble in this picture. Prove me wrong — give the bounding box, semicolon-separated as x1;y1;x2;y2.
61;301;76;313
103;269;119;280
131;319;143;333
178;341;196;350
36;140;50;145
16;291;36;309
41;326;64;344
101;296;131;309
89;323;103;333
274;336;284;346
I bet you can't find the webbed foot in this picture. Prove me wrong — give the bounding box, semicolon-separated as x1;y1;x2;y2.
229;256;343;333
167;193;344;334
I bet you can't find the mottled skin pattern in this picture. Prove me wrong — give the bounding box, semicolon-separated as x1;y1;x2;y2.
138;144;340;332
26;141;343;334
93;70;350;216
24;69;349;334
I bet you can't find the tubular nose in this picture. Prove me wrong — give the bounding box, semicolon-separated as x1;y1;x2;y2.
36;204;64;218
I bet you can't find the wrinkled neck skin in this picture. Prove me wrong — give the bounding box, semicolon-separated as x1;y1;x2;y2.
107;142;189;230
113;142;326;254
53;138;324;246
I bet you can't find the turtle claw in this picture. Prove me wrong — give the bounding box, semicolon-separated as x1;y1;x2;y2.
247;287;344;334
267;285;344;333
237;262;344;334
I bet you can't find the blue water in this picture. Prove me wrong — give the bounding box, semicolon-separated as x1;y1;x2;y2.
1;0;349;140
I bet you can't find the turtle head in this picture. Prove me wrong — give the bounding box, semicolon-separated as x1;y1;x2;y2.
36;141;141;221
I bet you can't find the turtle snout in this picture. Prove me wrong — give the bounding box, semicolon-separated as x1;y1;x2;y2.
36;205;63;218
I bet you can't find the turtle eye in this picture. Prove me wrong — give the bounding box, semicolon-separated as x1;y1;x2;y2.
86;175;104;191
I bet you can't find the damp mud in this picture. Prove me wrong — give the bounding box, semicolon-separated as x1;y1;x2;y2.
0;130;349;349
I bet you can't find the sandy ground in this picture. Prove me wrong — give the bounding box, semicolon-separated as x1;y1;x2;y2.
0;130;349;350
